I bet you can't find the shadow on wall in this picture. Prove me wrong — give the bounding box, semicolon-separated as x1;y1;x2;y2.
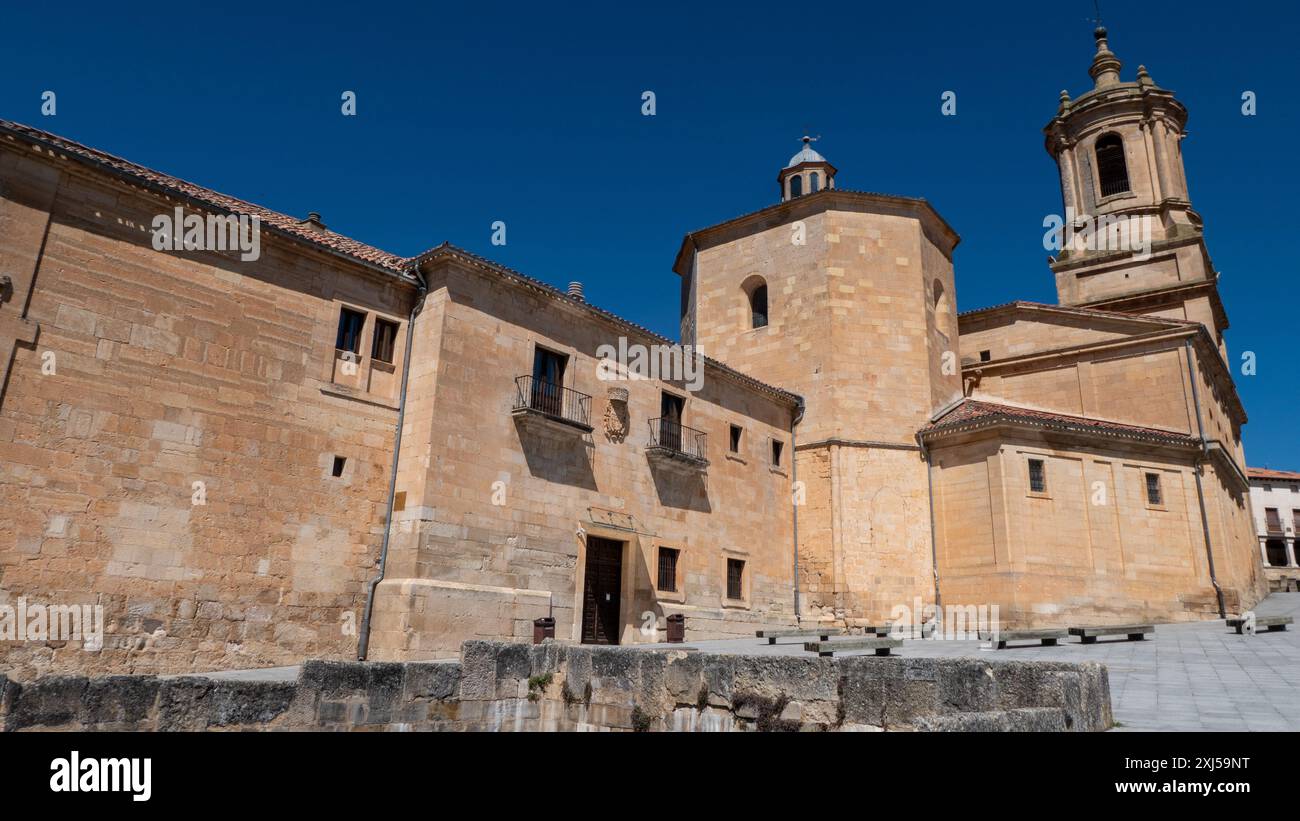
514;421;598;491
648;463;712;512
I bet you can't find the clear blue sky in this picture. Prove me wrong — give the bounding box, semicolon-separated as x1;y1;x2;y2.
2;1;1297;467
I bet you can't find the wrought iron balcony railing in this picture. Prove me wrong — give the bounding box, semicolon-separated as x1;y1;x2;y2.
512;376;592;430
647;417;708;464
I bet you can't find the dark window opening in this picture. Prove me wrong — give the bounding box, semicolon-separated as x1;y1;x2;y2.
809;171;820;192
1095;134;1131;197
335;307;366;354
530;347;569;415
657;547;679;592
1266;539;1288;567
1028;458;1046;494
979;350;992;362
726;558;745;600
1145;472;1163;506
771;439;784;467
789;175;802;198
331;456;346;477
371;318;399;364
658;392;686;452
729;425;742;454
750;284;768;329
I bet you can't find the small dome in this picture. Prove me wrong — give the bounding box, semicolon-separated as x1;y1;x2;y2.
786;138;827;168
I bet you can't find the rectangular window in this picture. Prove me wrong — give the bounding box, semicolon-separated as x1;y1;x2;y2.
1266;508;1282;532
659;392;685;452
657;547;679;592
771;439;783;467
1293;510;1300;532
979;350;991;362
371;318;399;364
1028;458;1046;494
331;455;346;477
530;348;568;415
726;558;744;601
729;425;742;454
335;307;366;354
1144;472;1163;506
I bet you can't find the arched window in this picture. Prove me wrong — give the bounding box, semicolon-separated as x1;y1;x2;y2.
809;172;820;192
1095;133;1130;197
789;175;802;198
742;276;769;329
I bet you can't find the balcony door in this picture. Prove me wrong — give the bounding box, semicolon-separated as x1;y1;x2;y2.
660;392;684;451
531;348;567;416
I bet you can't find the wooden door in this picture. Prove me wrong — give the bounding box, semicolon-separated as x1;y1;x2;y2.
581;537;623;644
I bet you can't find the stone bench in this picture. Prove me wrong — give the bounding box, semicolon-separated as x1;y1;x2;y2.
977;628;1067;649
803;637;902;657
878;622;935;639
755;627;842;644
1226;615;1292;634
1068;624;1154;644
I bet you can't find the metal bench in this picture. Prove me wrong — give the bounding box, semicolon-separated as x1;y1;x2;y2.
977;628;1067;649
1068;624;1154;644
803;637;902;657
755;627;842;644
1225;615;1292;634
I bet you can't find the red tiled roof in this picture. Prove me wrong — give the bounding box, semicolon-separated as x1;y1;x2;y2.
957;299;1197;326
921;398;1197;446
1247;467;1300;482
0;119;413;277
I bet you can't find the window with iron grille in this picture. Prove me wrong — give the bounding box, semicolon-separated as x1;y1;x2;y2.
335;307;366;354
371;317;399;364
1144;472;1162;506
1095;133;1130;197
1028;458;1046;494
1266;508;1282;532
726;559;744;600
657;547;679;592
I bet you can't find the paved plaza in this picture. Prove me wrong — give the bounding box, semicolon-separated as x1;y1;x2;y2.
645;593;1300;731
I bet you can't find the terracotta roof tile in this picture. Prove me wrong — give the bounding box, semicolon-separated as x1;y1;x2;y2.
1246;467;1300;482
0;119;413;277
922;398;1197;446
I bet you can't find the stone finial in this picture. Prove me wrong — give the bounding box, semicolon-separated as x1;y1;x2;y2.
1058;89;1072;114
1136;64;1154;88
1088;26;1123;89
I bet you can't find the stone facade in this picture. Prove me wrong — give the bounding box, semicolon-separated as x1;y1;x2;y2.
0;26;1270;680
1246;468;1300;591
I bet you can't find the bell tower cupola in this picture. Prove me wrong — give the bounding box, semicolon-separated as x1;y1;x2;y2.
1043;26;1229;353
778;136;836;201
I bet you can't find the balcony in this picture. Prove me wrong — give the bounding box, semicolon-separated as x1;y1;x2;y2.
646;417;708;469
511;376;593;434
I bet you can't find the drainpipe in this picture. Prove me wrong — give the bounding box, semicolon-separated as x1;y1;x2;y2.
790;396;805;623
357;269;428;660
1184;337;1226;618
918;434;942;612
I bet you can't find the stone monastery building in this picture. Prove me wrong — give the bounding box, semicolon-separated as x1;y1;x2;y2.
0;28;1267;676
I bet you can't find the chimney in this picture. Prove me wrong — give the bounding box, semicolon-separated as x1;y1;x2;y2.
299;212;327;231
567;281;585;302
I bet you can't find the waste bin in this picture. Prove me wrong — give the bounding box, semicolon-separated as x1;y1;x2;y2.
666;613;685;643
533;616;555;644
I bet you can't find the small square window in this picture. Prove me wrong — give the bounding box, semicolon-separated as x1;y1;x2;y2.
726;558;745;601
979;350;991;362
335;307;366;354
771;439;784;467
332;456;346;477
657;547;679;593
729;425;742;454
1145;472;1162;506
1028;458;1046;494
371;318;399;364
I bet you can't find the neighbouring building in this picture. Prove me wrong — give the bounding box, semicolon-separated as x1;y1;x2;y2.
1246;467;1300;591
0;26;1268;677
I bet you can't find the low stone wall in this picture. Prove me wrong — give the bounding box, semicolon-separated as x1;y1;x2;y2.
0;641;1112;731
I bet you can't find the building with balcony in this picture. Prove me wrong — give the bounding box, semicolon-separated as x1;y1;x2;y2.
1247;467;1300;591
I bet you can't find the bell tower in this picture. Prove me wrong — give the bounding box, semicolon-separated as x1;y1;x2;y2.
1044;27;1229;353
778;136;837;201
